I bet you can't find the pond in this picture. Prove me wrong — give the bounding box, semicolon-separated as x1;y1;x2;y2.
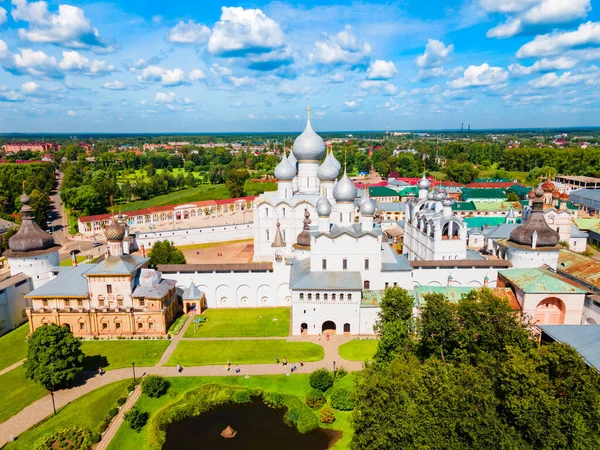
163;399;338;450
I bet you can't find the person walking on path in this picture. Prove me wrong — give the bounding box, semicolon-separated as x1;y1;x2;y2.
283;357;287;366
235;365;240;374
276;357;280;364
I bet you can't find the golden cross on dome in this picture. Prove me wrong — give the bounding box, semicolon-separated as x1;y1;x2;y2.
307;94;311;120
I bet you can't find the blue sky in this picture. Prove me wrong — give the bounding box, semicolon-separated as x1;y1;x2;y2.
0;0;600;133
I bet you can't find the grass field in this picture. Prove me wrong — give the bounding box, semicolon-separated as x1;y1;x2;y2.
338;339;378;361
108;374;355;450
81;340;171;370
430;169;529;185
0;366;47;424
166;340;324;366
120;181;276;212
184;307;290;338
118;168;205;182
175;238;251;251
5;379;130;450
59;255;88;266
0;323;28;371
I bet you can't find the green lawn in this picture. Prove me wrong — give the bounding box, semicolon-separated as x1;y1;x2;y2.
120;181;276;212
5;379;130;450
338;339;378;361
185;307;290;338
108;374;354;450
81;340;170;370
0;323;29;371
59;255;88;266
118;168;205;182
166;340;323;366
0;366;47;424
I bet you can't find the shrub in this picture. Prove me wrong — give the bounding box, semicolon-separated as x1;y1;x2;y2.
233;390;251;404
309;369;334;392
107;408;119;419
306;389;326;409
127;381;137;393
335;367;348;379
34;427;96;450
98;420;109;434
319;406;336;424
263;392;284;408
116;397;127;406
124;407;149;432
329;386;355;411
142;375;171;398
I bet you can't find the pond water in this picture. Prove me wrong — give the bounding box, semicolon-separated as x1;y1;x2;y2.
163;399;336;450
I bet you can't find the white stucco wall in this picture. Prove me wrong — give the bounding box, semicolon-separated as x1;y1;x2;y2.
135;223;253;248
0;276;33;335
8;251;59;289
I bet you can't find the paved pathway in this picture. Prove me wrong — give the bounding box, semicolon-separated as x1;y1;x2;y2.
156;315;191;366
0;335;364;447
0;360;24;377
94;385;142;450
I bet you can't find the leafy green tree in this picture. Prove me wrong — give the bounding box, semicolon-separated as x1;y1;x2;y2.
225;168;250;198
141;375;170;398
417;293;459;362
24;324;84;391
506;192;520;202
445;161;478;183
373;287;414;363
124;407;148;432
28;189;51;225
309;369;334;392
147;240;186;268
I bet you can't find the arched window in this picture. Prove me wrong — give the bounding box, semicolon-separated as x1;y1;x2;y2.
316;293;320;300
340;293;344;300
364;280;370;289
266;230;270;241
348;294;352;300
332;293;336;300
299;293;304;300
308;293;312;300
324;293;328;300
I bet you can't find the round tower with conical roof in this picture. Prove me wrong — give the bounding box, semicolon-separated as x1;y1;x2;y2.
3;192;61;288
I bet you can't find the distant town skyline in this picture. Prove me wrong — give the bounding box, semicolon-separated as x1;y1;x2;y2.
0;0;600;133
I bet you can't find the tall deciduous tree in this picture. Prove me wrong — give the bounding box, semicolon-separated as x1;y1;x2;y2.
373;287;414;363
24;324;84;391
224;168;250;198
147;240;186;268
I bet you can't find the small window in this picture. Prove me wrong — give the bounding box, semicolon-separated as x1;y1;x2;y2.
385;282;389;289
98;297;105;307
282;208;286;217
79;322;85;330
149;322;154;330
137;322;143;329
300;293;304;300
266;230;270;241
265;208;269;217
77;299;83;307
348;294;352;300
322;259;327;270
107;285;113;294
42;299;48;307
115;322;121;329
308;293;312;300
102;322;108;330
65;299;70;307
364;258;369;270
332;293;336;300
342;259;347;270
139;299;145;307
117;296;123;306
324;293;328;300
316;293;320;300
340;293;344;300
393;282;398;287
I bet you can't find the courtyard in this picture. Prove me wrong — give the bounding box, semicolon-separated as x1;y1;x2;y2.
183;307;290;337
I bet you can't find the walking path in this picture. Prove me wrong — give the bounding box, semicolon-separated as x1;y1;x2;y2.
0;334;363;447
0;360;23;377
94;385;142;450
156;316;191;366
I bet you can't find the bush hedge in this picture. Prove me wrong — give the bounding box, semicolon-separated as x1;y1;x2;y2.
33;427;97;450
329;386;355;411
306;389;326;409
142;375;171;398
319;406;336;424
309;369;334;392
124;407;149;432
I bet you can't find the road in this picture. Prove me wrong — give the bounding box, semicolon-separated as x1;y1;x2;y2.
46;172;108;262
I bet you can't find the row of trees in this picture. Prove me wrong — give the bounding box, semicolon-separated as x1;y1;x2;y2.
352;288;600;449
500;147;600;176
0;163;55;223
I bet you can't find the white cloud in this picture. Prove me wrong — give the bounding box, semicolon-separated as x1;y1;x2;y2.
528;71;597;88
448;63;508;89
248;113;255;119
0;89;24;102
343;100;359;110
101;81;127;90
155;92;176;103
0;7;7;26
417;67;448;81
326;73;345;83
189;68;206;81
58;51;114;76
21;81;38;93
517;21;600;58
3;47;62;79
167;20;211;45
152;15;163;25
210;64;232;77
359;80;397;95
416;39;453;68
309;25;371;66
67;109;76;116
208;7;285;56
137;66;190;86
0;39;7;58
509;57;577;76
11;0;112;52
483;0;591;39
367;60;397;80
411;85;442;95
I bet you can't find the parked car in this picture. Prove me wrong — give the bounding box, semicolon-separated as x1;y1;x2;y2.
92;242;102;247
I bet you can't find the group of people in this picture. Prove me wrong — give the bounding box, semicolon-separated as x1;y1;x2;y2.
276;356;304;372
226;360;241;373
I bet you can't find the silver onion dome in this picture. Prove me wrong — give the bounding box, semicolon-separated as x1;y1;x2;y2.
333;171;357;203
359;191;369;206
317;155;339;181
427;190;434;200
417;174;430;189
316;196;333;217
442;197;453;207
360;198;376;216
328;150;342;171
106;218;126;241
292;117;326;161
433;190;445;201
288;150;298;170
274;152;296;181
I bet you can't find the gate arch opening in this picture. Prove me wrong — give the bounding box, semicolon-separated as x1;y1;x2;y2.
322;320;336;334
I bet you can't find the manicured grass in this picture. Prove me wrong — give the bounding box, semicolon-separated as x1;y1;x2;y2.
184;307;290;338
166;340;323;366
120;181;276;212
81;340;170;370
338;339;378;361
5;379;130;450
167;314;188;335
118;168;205;182
0;323;29;371
175;238;251;251
59;255;87;266
0;366;47;424
108;374;355;450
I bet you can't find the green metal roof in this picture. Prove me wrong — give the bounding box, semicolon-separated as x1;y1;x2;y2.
498;268;586;294
398;186;418;196
474;201;516;211
475;178;513;183
507;184;532;198
462;188;507;201
574;218;600;232
452;201;476;211
465;217;521;228
414;286;474;305
369;186;400;198
361;289;385;307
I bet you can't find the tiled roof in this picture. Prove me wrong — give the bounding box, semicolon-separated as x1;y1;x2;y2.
414;285;519;309
182;282;204;300
132;279;175;299
86;255;147;276
465;217;521;228
0;272;30;291
377;202;406;212
557;250;600;291
26;264;93;298
499;268;586;294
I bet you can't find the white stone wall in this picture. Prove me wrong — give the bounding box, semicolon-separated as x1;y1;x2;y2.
0;277;33;335
507;246;559;270
8;251;59;289
291;289;361;335
135;223;253;248
582;297;600;324
412;266;500;288
88;274;138;308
